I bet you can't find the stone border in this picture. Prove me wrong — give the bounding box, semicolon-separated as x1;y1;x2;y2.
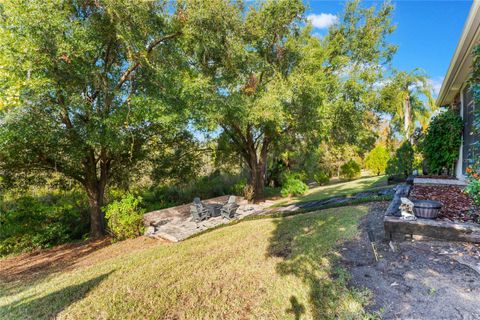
384;216;480;243
413;177;467;186
383;184;480;243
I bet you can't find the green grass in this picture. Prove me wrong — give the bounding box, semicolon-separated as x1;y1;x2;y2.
273;175;389;207
0;206;374;320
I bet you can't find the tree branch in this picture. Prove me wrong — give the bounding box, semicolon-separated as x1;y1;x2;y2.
115;32;179;91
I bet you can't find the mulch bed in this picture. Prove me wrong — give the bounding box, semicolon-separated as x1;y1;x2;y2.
410;185;479;223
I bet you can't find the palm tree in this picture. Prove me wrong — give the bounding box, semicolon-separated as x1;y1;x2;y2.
380;69;436;141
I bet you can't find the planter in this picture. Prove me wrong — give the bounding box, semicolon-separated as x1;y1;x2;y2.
413;200;442;219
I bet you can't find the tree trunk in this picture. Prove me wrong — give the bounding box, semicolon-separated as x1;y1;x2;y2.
404;94;413;142
244;134;269;203
222;124;270;203
250;162;266;202
86;183;106;238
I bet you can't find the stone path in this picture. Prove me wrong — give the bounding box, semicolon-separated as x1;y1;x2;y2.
144;196;267;242
144;188;396;242
269;188;395;213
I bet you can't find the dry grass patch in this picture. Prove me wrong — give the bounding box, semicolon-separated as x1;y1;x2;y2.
1;206;373;320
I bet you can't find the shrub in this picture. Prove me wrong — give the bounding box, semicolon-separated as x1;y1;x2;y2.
386;141;415;178
421;109;462;175
142;173;244;210
280;173;309;197
314;171;331;185
232;178;247;196
364;145;390;175
0;192;89;256
267;159;288;187
242;184;255;202
104;194;145;241
465;165;480;208
340;160;361;180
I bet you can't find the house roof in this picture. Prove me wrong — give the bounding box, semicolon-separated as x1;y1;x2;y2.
437;1;480;106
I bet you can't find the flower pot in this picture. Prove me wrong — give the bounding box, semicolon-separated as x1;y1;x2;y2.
413;200;442;219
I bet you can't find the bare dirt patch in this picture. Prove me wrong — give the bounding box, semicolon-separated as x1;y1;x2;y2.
0;236;162;283
339;202;480;319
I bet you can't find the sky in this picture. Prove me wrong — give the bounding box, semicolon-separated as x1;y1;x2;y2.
306;0;473;96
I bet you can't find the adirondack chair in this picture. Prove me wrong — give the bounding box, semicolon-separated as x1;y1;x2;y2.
220;196;239;219
190;197;211;222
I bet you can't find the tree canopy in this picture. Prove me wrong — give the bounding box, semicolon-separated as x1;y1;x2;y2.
0;0;188;237
365;145;390;175
379;69;435;141
0;0;430;237
181;0;397;200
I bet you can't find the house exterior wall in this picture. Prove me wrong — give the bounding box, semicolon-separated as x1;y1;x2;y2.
435;2;480;181
454;83;479;181
455;91;465;180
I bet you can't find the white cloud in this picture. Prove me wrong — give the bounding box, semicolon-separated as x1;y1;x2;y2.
307;13;338;29
428;76;444;97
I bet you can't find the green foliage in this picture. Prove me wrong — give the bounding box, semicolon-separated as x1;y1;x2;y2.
231;178;255;202
340;160;361;180
465;45;480;212
0;0;188;236
0;0;401;247
325;1;396;150
0;192;89;256
280;173;309;198
365;145;390;175
142;173;243;210
470;44;480;135
421;109;462;175
104;194;145;241
314;171;331;185
386;141;415;178
183;0;396;200
267;159;289;188
465;179;480;210
379;69;436;139
232;178;248;196
464;164;480;217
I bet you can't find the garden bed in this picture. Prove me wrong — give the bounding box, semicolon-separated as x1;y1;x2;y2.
410;185;478;223
384;183;480;243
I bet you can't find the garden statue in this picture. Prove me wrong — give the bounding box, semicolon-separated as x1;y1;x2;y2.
399;197;416;220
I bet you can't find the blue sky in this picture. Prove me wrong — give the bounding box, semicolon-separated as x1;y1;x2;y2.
306;0;472;95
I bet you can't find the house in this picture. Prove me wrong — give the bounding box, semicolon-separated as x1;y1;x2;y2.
437;1;480;180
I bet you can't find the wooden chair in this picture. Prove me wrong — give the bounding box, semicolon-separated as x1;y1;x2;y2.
190;197;211;222
220;196;239;219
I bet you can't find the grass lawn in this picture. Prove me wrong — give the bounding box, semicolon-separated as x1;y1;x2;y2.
0;206;374;320
276;175;389;207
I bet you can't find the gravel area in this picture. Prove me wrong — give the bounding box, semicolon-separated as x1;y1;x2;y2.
339;202;480;319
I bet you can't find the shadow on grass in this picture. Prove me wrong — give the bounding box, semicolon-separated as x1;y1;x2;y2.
267;210;370;319
1;271;112;320
286;296;306;320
